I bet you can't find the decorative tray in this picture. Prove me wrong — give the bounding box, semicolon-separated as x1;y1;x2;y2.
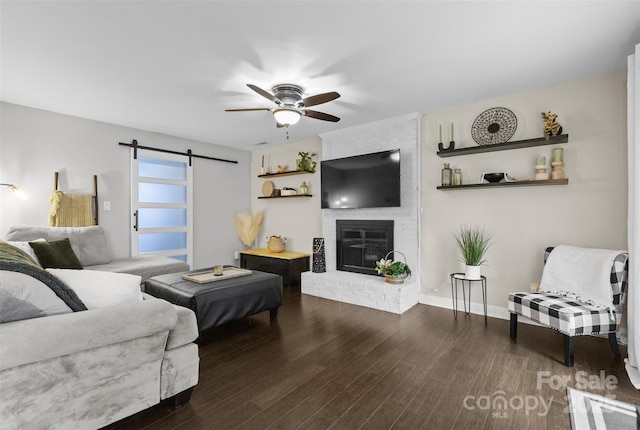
182;267;252;284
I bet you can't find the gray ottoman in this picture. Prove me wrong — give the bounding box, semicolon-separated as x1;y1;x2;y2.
145;267;282;332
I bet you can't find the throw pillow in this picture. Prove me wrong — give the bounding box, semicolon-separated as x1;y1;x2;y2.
5;238;45;265
0;271;73;323
0;291;46;323
0;240;40;267
29;238;83;269
47;269;143;309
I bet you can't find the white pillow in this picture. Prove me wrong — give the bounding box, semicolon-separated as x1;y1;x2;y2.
46;269;143;309
0;271;73;322
7;238;45;264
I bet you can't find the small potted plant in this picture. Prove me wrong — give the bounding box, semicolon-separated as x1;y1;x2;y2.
454;225;492;280
297;151;317;173
375;251;411;284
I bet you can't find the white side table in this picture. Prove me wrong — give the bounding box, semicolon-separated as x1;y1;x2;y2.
450;273;487;323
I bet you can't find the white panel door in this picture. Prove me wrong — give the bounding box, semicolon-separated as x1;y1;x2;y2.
131;151;193;267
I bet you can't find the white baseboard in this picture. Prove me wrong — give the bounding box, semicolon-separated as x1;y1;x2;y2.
418;294;545;328
419;293;511;321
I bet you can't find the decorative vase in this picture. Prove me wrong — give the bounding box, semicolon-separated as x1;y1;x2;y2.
441;163;452;186
312;237;326;273
385;274;407;285
465;265;481;280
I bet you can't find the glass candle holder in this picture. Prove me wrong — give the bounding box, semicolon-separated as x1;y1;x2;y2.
453;169;462;186
441;163;452;186
552;148;564;163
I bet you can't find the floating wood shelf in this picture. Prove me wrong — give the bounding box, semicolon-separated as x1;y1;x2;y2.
437;178;568;190
437;134;569;157
258;194;313;199
258;170;312;178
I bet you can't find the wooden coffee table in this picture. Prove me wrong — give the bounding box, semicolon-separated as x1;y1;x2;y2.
145;266;282;332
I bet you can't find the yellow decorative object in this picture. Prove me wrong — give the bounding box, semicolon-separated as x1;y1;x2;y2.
261;181;274;197
48;191;94;227
277;164;288;173
541;111;563;140
233;211;264;247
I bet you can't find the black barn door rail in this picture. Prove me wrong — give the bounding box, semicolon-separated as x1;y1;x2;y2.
119;140;238;166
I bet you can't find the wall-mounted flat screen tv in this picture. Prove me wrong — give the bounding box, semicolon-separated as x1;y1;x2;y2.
321;149;401;209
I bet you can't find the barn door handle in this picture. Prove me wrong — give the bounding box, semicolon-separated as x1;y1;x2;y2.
133;210;139;232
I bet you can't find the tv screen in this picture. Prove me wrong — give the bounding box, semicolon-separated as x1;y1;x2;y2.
321;149;401;209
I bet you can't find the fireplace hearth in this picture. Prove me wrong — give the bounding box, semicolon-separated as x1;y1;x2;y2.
336;220;394;275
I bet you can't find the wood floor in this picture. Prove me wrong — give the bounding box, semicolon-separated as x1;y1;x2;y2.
107;288;640;430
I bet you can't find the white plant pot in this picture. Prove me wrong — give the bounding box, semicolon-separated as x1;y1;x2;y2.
465;265;481;280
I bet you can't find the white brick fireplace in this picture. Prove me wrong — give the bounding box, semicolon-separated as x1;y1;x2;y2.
301;113;421;314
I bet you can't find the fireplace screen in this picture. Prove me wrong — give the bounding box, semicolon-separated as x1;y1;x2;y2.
336;220;394;275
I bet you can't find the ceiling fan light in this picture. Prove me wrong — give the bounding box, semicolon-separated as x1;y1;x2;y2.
273;108;301;126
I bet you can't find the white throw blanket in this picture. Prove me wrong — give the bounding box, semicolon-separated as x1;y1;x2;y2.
539;245;623;312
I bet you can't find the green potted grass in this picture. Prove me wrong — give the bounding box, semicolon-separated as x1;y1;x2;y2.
454;225;492;280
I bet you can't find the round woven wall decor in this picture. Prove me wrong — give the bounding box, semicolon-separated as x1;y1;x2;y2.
471;107;517;146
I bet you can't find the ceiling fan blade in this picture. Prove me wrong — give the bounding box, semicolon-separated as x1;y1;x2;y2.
247;84;280;104
225;108;271;112
301;91;340;107
304;109;340;122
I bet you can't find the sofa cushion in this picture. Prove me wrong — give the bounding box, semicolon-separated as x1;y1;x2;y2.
30;238;83;269
0;299;178;371
165;304;199;349
0;242;87;312
4;239;45;264
6;225;111;266
0;240;40;266
47;269;143;309
0;271;72;323
88;255;190;282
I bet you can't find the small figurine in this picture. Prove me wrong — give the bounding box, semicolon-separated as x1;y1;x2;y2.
277;164;288;173
541;112;563;140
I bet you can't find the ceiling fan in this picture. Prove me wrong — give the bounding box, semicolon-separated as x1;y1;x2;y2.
225;83;340;126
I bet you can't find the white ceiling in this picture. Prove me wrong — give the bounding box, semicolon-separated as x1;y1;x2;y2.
2;1;639;151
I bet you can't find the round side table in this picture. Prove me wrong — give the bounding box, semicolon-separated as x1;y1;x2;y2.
450;273;487;323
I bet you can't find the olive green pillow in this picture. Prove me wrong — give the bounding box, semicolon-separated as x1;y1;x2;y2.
29;238;83;269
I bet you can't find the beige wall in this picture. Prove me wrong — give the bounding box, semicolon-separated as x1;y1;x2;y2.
250;138;323;254
419;70;628;316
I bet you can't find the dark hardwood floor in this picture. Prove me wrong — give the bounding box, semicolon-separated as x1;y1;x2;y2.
108;288;640;429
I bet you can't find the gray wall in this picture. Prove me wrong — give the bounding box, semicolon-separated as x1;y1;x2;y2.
0;102;251;268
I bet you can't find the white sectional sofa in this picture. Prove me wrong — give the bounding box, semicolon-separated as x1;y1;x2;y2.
5;225;189;281
0;226;199;429
0;297;200;429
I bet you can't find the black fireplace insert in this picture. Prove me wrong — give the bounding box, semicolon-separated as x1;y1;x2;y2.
336;220;394;276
